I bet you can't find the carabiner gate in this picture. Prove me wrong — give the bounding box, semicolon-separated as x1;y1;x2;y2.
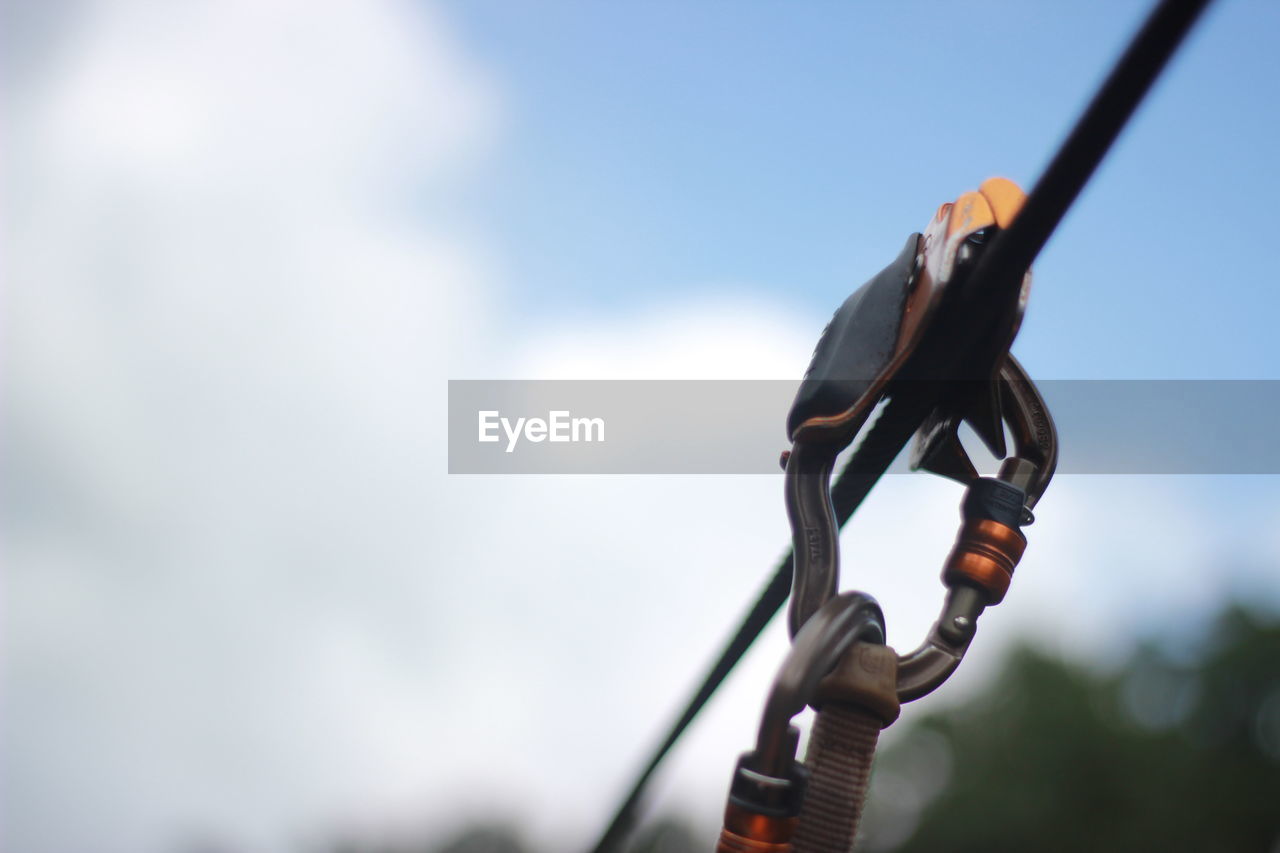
896;354;1057;701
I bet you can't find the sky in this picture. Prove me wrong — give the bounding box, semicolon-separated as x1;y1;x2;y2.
3;1;1280;852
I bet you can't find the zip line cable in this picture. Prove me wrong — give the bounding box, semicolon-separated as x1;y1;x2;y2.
587;1;1212;849
971;0;1214;300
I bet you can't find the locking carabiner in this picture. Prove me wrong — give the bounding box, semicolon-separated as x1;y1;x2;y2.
895;354;1057;700
783;353;1057;703
716;592;888;853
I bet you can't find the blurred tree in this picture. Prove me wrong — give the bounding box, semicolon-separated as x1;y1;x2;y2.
861;605;1280;852
430;827;530;853
332;824;530;853
625;817;702;853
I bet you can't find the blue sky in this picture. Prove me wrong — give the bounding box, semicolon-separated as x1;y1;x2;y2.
444;0;1280;378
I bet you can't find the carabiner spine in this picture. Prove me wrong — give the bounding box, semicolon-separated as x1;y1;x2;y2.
783;443;840;639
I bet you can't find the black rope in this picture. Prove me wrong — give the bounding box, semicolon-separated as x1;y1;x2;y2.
970;0;1213;314
587;1;1213;849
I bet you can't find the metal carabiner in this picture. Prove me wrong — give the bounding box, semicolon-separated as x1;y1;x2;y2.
785;355;1056;700
719;363;1057;850
717;592;886;852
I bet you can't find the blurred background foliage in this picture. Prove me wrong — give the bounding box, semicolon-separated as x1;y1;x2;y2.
348;602;1280;853
860;603;1280;852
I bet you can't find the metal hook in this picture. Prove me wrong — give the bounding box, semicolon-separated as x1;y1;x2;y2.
723;592;885;824
784;355;1058;701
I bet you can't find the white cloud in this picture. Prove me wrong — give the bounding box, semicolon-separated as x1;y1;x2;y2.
513;291;819;380
18;0;497;196
5;1;499;850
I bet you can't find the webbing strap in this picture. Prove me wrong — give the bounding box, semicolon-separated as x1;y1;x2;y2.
792;705;883;853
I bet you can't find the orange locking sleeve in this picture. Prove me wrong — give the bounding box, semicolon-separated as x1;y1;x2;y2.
716;802;796;852
941;516;1026;604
